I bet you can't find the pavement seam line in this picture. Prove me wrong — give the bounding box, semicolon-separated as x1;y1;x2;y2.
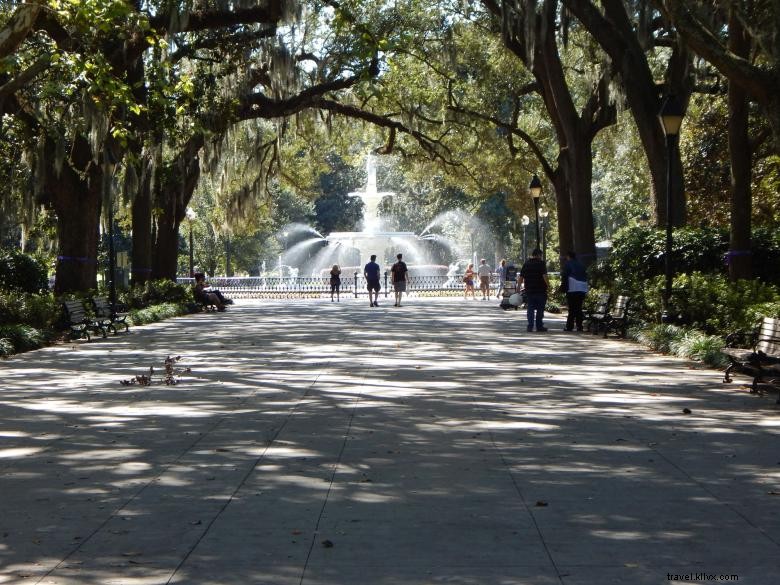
298;385;364;585
28;331;323;583
163;359;337;585
32;398;242;585
298;334;375;585
617;419;780;550
471;395;567;585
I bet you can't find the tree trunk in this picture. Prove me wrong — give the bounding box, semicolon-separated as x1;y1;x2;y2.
568;138;597;265
131;154;153;285
151;134;204;280
534;2;602;267
562;0;690;227
551;157;573;266
151;209;181;281
51;155;102;294
727;8;752;280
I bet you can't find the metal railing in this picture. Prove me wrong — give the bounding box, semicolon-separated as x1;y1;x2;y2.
178;273;504;299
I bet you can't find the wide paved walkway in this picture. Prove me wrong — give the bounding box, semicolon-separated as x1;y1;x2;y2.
1;297;779;585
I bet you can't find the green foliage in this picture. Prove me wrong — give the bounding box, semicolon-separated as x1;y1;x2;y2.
671;331;729;368
590;225;729;292
0;338;13;357
637;324;727;368
0;324;48;355
121;279;191;309
670;273;778;334
637;324;684;354
0;291;60;328
129;302;188;326
0;249;49;293
590;226;780;330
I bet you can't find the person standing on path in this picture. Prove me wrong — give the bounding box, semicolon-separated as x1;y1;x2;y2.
463;263;476;299
390;253;409;307
329;264;342;302
364;255;381;307
561;251;588;331
495;259;507;299
477;259;492;301
517;248;549;332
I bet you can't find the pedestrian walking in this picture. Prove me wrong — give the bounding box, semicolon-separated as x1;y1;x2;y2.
463;263;475;299
364;254;381;307
562;251;589;331
390;253;409;307
495;259;507;299
477;259;492;300
517;248;549;332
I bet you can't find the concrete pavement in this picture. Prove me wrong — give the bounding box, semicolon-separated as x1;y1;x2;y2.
1;297;779;585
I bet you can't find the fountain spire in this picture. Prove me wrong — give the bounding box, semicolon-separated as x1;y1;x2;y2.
348;154;394;233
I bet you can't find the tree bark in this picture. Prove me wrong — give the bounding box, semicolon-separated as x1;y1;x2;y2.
49;137;102;294
562;0;690;226
531;1;606;267
727;8;752;280
131;153;153;285
151;134;205;280
655;0;780;155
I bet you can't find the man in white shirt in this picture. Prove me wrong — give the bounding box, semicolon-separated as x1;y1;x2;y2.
477;259;492;301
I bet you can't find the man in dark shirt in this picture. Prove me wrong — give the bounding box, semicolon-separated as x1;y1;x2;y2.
390;253;409;307
517;248;549;332
364;254;381;307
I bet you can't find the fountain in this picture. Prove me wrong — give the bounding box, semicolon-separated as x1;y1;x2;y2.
270;155;496;279
325;155;419;269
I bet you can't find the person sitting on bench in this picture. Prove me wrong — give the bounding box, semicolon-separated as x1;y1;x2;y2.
193;273;228;311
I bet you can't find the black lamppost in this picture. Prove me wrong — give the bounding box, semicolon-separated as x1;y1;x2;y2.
659;95;684;323
102;152;117;316
185;207;196;277
529;174;542;250
521;215;530;262
539;206;549;263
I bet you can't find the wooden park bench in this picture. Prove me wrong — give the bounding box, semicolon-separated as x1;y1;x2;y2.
723;316;780;403
584;292;611;334
62;299;106;341
601;295;632;338
91;296;129;334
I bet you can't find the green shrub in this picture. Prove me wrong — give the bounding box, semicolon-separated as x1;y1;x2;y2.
636;324;685;354
0;291;60;328
121;280;192;309
590;226;780;329
0;324;48;353
589;225;729;293
672;331;728;368
0;249;49;293
744;301;780;325
636;324;727;367
0;338;14;357
671;272;778;333
129;302;188;325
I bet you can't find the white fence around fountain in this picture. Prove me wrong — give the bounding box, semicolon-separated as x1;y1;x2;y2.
178;273;504;299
